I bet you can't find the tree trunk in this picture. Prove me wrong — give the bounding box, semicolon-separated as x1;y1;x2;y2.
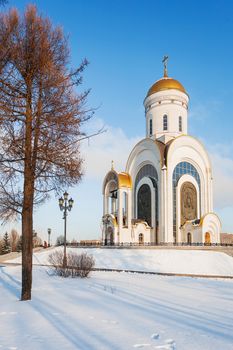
21;180;33;301
21;82;34;301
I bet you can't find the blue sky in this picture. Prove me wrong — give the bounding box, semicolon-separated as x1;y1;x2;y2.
2;0;233;242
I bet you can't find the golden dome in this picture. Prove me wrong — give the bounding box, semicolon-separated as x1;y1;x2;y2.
147;77;187;97
118;172;132;189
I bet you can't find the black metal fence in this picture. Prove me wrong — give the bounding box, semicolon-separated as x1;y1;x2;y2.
63;242;233;248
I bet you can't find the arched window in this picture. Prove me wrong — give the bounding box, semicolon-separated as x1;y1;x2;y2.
134;164;158;230
149;119;153;136
123;192;128;227
179;116;182;132
137;184;151;226
163;114;168;131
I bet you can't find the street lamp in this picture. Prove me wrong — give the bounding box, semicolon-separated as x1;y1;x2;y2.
47;228;51;247
58;191;74;267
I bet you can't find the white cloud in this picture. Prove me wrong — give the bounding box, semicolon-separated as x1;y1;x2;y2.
81;119;142;179
209;149;233;209
81;121;233;210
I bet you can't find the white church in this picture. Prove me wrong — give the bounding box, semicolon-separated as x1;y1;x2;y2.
102;58;221;245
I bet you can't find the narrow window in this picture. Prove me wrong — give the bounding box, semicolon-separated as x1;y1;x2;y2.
149;119;152;135
179;116;182;132
123;192;128;226
139;233;144;245
163;114;168;131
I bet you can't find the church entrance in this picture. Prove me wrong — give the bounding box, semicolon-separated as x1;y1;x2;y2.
138;233;144;245
187;232;192;245
137;184;151;226
110;232;114;245
205;232;211;244
105;226;114;245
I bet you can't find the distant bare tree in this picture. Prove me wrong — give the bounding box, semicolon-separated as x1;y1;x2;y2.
0;236;3;254
0;5;96;300
33;231;42;248
10;229;19;252
56;235;65;246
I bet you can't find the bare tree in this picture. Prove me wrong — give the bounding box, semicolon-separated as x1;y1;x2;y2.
0;5;93;300
10;228;19;251
33;230;42;248
0;235;3;254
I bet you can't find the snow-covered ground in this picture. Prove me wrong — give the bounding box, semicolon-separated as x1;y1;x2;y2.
0;264;233;350
8;246;233;276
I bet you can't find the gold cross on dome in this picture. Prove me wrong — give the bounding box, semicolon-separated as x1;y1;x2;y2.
162;55;168;77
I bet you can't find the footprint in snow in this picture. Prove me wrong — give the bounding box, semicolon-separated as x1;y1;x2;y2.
110;320;118;324
133;344;151;348
151;333;159;340
154;339;176;350
101;319;118;324
165;339;176;349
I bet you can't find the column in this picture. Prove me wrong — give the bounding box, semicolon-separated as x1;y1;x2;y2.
103;194;109;215
117;188;123;243
161;165;167;243
127;189;132;230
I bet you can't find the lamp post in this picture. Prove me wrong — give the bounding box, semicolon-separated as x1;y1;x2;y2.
58;191;74;267
47;228;51;247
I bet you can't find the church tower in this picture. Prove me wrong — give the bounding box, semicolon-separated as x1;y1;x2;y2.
144;57;189;143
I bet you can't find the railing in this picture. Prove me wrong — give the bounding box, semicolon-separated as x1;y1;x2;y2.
61;242;233;248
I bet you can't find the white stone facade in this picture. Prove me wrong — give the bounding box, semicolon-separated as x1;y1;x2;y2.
102;71;221;245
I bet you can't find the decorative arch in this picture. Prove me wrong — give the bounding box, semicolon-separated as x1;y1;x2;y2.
135;163;158;187
201;213;221;243
134;164;158;233
103;171;118;216
172;162;200;242
125;138;161;174
103;171;118;195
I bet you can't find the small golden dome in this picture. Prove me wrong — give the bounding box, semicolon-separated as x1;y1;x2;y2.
147;77;187;97
118;172;132;189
